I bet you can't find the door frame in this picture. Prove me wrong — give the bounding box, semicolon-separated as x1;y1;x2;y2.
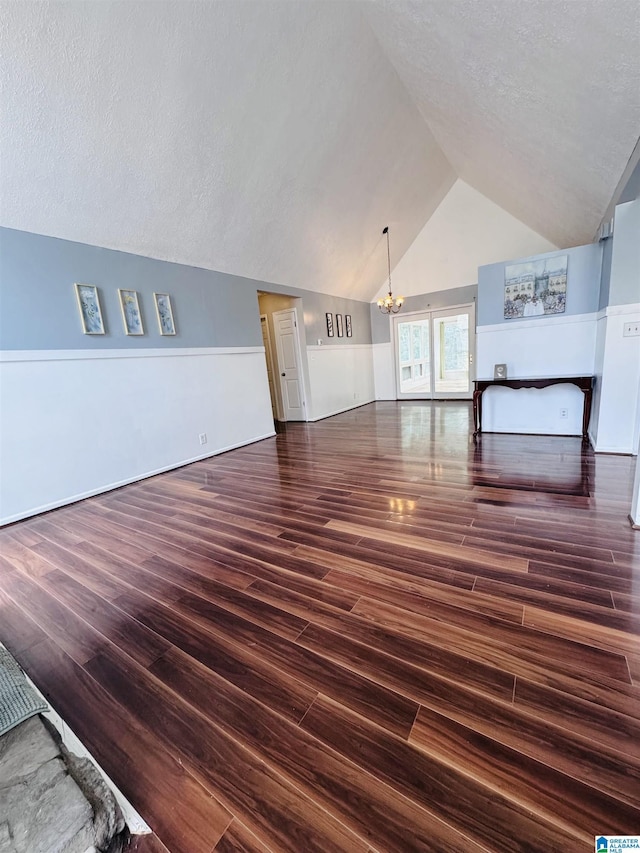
272;307;309;422
392;301;476;400
260;314;283;421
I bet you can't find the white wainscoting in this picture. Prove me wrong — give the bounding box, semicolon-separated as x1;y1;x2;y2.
0;347;275;525
306;344;375;421
591;304;640;454
476;312;598;437
479;384;586;436
372;342;395;400
632;436;640;526
476;312;598;379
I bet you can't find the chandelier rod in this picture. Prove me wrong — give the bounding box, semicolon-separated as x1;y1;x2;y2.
383;225;391;298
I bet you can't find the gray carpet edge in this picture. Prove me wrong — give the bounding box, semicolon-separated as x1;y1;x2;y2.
0;645;48;737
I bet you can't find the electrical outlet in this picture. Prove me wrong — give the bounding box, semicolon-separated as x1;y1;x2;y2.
559;408;568;419
623;322;640;337
199;433;207;445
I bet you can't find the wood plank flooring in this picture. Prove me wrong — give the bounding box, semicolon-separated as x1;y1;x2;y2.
1;401;639;852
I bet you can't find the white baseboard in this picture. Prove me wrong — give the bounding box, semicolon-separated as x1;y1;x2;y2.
592;445;636;455
308;399;375;422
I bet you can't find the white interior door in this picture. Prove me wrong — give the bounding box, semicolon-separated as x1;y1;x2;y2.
394;303;475;399
273;308;307;421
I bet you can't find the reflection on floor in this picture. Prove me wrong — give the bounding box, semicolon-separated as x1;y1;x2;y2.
473;434;592;496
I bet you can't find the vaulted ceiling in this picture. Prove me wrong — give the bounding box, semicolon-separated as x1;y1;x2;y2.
2;1;639;301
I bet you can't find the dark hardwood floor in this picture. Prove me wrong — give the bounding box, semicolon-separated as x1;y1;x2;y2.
1;401;639;852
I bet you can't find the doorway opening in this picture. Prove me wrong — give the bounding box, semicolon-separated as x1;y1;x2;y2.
393;303;475;399
257;292;308;423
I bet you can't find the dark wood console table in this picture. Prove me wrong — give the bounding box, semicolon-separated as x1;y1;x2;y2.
473;376;594;442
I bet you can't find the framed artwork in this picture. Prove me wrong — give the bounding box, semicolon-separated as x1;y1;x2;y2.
74;283;105;335
504;255;568;319
494;363;507;379
154;293;176;335
118;289;144;335
326;312;334;337
336;313;344;337
345;314;352;337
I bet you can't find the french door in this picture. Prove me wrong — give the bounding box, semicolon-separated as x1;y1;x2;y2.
393;304;475;399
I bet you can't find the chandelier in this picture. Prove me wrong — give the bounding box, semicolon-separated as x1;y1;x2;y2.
377;226;404;314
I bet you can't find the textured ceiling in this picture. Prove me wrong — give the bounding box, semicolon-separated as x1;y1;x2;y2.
1;1;639;301
365;0;640;249
0;0;454;301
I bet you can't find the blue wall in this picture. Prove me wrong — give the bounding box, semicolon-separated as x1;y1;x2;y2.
370;284;478;344
0;227;373;350
598;236;614;311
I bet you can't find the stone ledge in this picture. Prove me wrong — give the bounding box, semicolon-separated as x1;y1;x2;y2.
0;716;126;853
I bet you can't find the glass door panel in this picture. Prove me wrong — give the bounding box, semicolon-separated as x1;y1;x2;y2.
397;318;430;394
433;310;471;395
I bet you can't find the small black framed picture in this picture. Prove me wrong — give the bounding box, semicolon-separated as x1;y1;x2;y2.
326;312;334;337
336;313;344;337
345;314;352;337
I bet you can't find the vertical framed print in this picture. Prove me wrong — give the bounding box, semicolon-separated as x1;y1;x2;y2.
154;293;176;335
345;314;352;337
118;289;144;335
74;283;105;335
336;313;344;337
326;312;334;337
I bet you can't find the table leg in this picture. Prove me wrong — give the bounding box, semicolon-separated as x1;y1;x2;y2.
582;387;592;443
473;389;482;438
